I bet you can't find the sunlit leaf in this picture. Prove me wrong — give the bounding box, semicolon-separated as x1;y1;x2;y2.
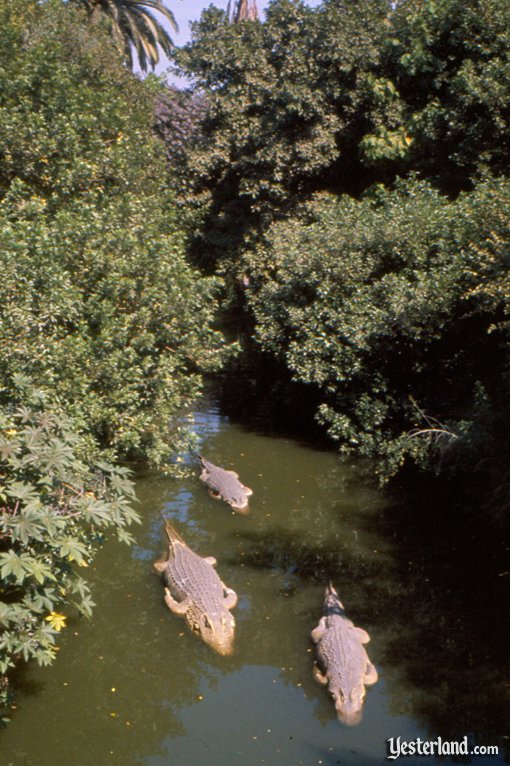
0;551;33;583
44;612;67;632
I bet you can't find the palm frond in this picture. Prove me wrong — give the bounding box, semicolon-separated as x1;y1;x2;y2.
74;0;177;71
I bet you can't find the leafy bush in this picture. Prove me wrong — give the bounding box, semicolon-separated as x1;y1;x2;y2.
172;0;510;269
0;0;225;466
153;83;209;172
0;0;227;713
0;382;139;717
242;178;510;485
0;192;223;466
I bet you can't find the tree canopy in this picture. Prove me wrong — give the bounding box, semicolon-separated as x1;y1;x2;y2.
171;0;510;516
0;0;224;466
173;0;510;261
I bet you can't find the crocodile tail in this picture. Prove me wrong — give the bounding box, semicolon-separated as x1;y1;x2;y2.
163;521;187;547
326;580;344;609
198;455;212;469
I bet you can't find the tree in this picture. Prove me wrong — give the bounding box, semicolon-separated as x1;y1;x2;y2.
0;0;225;466
173;0;402;266
388;0;510;192
74;0;177;71
172;0;510;272
0;0;226;714
153;84;209;172
241;177;510;503
0;382;139;718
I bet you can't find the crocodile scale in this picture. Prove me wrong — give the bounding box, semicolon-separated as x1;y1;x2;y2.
156;523;237;654
315;611;368;693
163;535;228;617
311;584;377;725
199;456;252;511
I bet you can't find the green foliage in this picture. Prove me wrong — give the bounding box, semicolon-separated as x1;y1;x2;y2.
389;0;510;189
0;0;225;467
0;0;165;206
170;0;510;510
153;84;209;174
173;0;400;263
0;192;223;466
172;0;510;268
0;0;228;715
242;178;510;484
0;383;140;713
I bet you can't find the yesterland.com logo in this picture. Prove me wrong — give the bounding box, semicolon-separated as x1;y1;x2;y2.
386;736;499;760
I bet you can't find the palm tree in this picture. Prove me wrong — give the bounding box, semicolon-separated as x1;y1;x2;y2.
76;0;177;72
227;0;259;23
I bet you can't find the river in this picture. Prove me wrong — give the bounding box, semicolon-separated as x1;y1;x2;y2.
1;402;508;765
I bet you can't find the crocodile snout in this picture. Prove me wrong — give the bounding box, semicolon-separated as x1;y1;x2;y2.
335;700;363;727
333;689;364;726
200;611;236;656
210;636;235;656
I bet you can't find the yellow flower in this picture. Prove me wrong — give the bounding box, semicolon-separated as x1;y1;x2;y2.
45;612;67;632
5;429;17;437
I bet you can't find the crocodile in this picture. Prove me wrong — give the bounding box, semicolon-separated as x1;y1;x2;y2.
311;582;378;726
199;456;253;513
154;522;238;655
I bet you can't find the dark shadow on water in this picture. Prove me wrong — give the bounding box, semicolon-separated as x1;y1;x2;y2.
305;744;386;766
2;662;46;713
225;484;510;758
207;345;334;450
227;526;388;593
206;360;510;757
377;472;510;759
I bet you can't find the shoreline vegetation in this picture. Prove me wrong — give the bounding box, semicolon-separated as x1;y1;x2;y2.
1;0;509;718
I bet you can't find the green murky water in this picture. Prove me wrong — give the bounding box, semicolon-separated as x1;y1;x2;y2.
1;404;509;765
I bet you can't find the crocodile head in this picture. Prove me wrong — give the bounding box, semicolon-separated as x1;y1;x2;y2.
331;682;365;726
226;492;250;512
186;607;236;656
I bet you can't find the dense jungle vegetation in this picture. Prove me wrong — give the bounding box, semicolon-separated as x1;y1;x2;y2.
1;0;509;719
169;0;510;506
0;0;223;714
